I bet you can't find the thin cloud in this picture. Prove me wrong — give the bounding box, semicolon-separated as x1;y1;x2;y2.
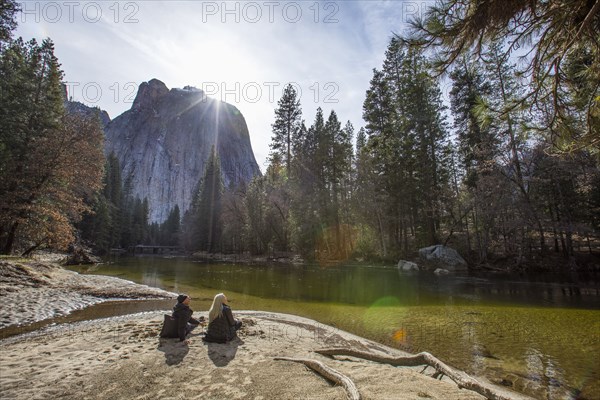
15;1;418;170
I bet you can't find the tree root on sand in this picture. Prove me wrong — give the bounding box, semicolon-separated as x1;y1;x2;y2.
274;356;361;400
314;348;532;400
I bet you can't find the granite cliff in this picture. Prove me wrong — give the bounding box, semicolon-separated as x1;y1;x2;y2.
102;79;261;223
65;101;111;128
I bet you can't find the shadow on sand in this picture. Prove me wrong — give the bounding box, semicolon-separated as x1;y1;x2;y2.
205;336;244;367
157;338;191;365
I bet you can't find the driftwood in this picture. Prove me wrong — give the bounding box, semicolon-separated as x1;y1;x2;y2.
315;348;531;400
274;357;361;400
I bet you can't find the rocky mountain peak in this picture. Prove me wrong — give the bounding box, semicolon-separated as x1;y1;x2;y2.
132;78;169;110
105;79;261;223
65;101;111;128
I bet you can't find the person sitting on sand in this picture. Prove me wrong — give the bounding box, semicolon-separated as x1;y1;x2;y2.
173;294;201;343
204;293;242;343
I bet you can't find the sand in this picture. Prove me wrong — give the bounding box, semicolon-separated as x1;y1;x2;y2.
0;259;174;329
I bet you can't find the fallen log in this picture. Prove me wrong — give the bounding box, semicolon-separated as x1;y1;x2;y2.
314;348;532;400
274;356;361;400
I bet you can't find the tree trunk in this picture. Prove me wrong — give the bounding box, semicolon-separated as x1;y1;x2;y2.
549;203;560;252
2;222;19;255
376;210;387;258
315;348;533;400
463;205;472;253
275;357;361;400
495;60;546;255
402;216;409;257
21;243;41;257
472;207;484;262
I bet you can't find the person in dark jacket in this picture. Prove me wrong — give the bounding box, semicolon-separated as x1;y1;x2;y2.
172;294;201;343
204;293;242;343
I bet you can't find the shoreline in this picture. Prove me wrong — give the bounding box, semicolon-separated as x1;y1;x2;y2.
188;250;600;273
0;310;531;400
0;258;175;330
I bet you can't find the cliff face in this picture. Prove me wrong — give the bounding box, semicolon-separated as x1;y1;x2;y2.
65;101;111;128
104;79;261;223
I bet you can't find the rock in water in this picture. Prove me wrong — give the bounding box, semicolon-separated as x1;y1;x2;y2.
104;79;261;223
433;268;450;275
397;260;419;271
418;245;468;271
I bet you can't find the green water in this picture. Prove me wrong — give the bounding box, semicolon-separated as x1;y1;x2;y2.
71;257;599;399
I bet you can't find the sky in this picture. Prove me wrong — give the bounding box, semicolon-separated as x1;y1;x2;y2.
15;0;440;171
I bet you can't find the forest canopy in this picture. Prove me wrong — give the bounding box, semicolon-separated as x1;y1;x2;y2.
1;0;598;270
407;0;600;155
0;1;105;255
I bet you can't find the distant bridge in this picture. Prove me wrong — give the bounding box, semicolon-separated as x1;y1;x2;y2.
130;245;181;255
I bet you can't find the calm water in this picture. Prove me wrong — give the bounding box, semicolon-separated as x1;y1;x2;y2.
66;257;600;398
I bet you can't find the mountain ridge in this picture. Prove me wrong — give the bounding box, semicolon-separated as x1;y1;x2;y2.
69;78;261;223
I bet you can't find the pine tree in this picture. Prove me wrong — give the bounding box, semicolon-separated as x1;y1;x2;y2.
356;127;367;155
245;176;269;254
289;109;324;257
80;195;111;254
270;84;302;175
335;120;355;257
0;0;19;47
104;153;123;249
221;185;247;254
263;154;291;253
361;39;450;254
363;69;394;138
160;205;181;246
131;198;146;245
196;147;223;252
408;0;600;154
79;154;124;254
449;57;496;187
362;67;397;257
479;40;547;252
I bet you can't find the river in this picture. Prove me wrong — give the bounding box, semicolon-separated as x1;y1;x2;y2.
31;257;600;398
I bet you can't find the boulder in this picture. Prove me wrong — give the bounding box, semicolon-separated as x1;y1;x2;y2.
434;268;450;275
397;260;419;272
418;245;468;271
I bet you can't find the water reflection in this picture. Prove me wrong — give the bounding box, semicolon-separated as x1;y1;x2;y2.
523;348;566;399
89;257;600;309
141;270;163;288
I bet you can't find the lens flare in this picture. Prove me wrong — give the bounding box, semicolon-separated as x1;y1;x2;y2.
314;224;358;267
392;328;407;343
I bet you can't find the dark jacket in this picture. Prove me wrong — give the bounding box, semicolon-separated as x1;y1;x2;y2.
172;303;200;341
205;305;236;343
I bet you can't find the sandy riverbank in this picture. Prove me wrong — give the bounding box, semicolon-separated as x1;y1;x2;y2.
0;310;533;400
0;259;174;329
